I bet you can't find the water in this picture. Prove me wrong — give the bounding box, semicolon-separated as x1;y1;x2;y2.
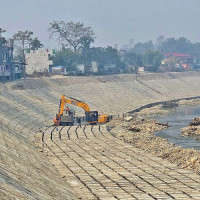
147;104;200;150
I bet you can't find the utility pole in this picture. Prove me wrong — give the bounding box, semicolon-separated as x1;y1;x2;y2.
9;39;15;80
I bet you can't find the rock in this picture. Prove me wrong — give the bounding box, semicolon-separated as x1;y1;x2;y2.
125;116;133;122
162;101;178;109
128;126;141;132
190;117;200;126
181;117;200;138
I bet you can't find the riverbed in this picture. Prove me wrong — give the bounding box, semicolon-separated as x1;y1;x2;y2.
148;104;200;150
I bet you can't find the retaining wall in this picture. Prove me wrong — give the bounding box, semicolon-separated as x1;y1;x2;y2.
1;71;200;199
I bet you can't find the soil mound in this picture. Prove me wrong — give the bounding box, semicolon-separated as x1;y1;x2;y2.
181;117;200;138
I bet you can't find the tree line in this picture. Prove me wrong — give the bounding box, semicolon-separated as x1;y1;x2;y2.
48;21;200;73
1;21;200;74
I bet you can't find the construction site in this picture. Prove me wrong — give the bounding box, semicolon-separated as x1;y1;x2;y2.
1;71;200;200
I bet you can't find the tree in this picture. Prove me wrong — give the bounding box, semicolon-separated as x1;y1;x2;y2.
30;37;43;50
49;21;95;52
104;46;119;65
79;35;94;65
52;48;81;71
156;35;165;50
12;31;43;78
0;28;6;46
129;39;134;49
176;37;191;53
89;46;119;66
88;46;122;73
13;31;43;62
132;40;154;54
122;52;143;67
143;50;163;72
189;42;200;60
89;47;106;71
12;30;33;63
160;37;192;53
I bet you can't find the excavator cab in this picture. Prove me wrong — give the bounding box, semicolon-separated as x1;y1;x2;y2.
86;111;98;123
60;112;74;126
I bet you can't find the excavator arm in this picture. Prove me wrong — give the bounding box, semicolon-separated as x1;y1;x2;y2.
58;95;90;116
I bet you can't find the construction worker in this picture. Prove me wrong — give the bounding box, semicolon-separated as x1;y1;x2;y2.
77;117;81;128
56;114;60;126
53;117;57;125
65;106;69;114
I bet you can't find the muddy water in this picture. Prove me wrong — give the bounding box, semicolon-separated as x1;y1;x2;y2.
148;104;200;150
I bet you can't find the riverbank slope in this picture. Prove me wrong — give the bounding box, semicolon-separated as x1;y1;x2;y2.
1;71;200;199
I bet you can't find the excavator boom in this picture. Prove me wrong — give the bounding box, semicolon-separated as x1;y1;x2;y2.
59;95;90;116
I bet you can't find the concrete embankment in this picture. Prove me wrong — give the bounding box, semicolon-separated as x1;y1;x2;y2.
9;71;200;115
0;71;200;199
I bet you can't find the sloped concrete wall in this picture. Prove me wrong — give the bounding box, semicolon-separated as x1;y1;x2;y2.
1;71;200;199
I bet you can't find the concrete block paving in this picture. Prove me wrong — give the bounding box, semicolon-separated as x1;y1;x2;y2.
38;125;200;200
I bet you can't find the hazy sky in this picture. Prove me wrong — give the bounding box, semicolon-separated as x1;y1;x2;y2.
1;0;200;48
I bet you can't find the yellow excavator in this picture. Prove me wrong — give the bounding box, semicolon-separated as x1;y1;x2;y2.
54;95;109;126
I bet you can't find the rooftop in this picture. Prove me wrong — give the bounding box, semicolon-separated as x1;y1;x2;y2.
164;53;195;58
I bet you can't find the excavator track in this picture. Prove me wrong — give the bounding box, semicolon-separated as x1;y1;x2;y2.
39;125;200;200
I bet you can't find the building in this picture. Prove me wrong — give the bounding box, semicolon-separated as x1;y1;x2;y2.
50;60;99;76
164;52;196;61
0;40;22;81
50;65;64;75
25;49;54;75
87;61;98;73
138;66;144;72
77;64;85;74
163;53;197;71
104;64;116;71
14;62;23;80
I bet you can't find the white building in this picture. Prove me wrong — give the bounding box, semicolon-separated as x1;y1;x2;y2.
138;66;144;72
25;49;54;75
77;64;85;74
90;61;98;73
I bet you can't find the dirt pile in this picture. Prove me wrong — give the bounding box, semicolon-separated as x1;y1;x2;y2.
108;118;200;174
127;119;169;133
181;117;200;138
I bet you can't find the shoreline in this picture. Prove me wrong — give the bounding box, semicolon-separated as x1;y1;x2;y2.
107;99;200;175
128;96;200;116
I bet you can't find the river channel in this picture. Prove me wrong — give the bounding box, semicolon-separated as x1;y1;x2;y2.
148;104;200;150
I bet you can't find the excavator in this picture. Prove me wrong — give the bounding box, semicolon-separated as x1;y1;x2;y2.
54;95;109;126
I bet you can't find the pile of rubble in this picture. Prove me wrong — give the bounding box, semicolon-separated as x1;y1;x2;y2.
162;101;178;109
178;98;200;105
181;117;200;138
108;118;200;174
138;105;171;116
